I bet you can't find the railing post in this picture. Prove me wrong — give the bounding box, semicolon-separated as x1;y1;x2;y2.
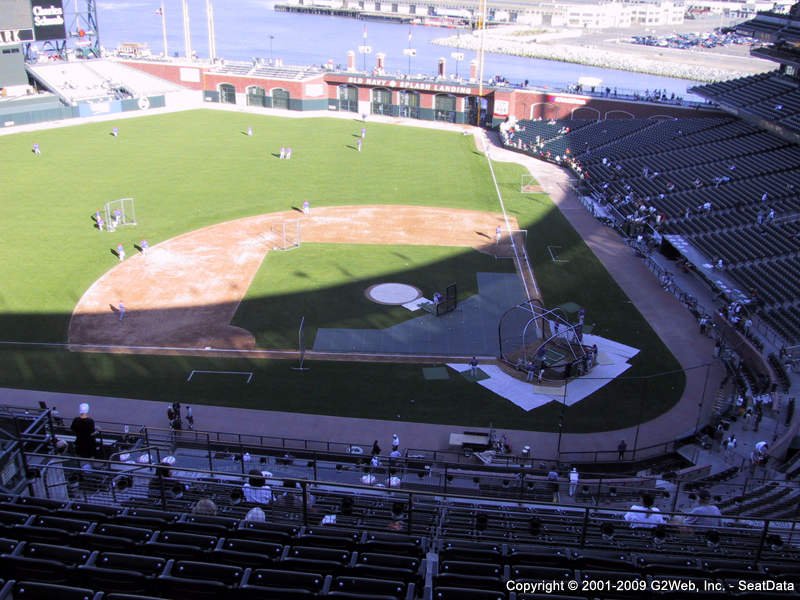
407;492;413;536
755;519;769;563
313;452;318;481
302;480;309;526
580;507;589;548
443;465;448;495
207;433;213;471
239;442;246;475
671;480;681;514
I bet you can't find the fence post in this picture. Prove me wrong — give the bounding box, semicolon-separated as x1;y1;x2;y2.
207;433;213;471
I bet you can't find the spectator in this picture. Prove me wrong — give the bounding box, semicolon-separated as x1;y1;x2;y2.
569;467;579;497
685;490;722;528
371;440;381;456
624;493;666;528
276;479;314;509
245;507;266;523
322;496;353;525
392;433;400;451
192;498;217;516
547;469;560;503
751;440;768;466
243;469;272;504
148;465;187;501
70;403;97;459
388;501;406;531
617;440;627;461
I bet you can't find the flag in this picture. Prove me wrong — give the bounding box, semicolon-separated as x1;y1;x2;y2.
155;8;163;15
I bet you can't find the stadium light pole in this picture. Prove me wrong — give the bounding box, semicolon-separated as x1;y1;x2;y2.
268;34;274;64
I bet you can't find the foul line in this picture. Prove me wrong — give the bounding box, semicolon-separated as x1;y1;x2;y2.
485;148;540;299
0;339;494;362
187;370;253;383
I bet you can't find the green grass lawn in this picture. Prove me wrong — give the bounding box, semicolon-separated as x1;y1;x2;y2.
232;243;513;348
0;109;684;432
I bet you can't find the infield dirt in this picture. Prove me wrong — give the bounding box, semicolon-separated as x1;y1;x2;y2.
68;205;522;351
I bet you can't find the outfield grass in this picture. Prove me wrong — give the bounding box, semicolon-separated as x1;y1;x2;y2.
232;243;514;348
0;110;498;342
0;110;684;432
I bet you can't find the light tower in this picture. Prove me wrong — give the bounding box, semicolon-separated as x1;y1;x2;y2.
476;0;487;126
182;0;192;59
206;0;217;62
27;0;101;60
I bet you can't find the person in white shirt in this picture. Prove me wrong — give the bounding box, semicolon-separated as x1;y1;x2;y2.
569;467;579;497
243;469;272;504
624;493;666;528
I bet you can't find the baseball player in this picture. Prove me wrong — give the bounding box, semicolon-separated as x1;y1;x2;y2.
140;239;149;254
286;147;292;160
247;126;253;136
117;243;126;261
32;143;41;155
118;301;126;321
111;127;119;137
357;138;362;152
361;127;366;139
496;225;502;243
113;208;122;228
279;147;286;159
97;216;105;232
302;200;310;216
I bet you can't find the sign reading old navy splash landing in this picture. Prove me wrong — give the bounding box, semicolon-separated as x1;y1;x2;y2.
31;0;66;41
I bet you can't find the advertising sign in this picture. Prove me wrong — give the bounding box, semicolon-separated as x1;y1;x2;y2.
31;0;67;41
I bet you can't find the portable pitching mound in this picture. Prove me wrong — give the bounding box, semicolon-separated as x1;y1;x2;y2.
104;198;136;231
499;301;590;382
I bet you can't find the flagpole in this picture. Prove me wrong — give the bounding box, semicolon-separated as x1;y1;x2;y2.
160;2;168;58
362;25;367;71
407;28;411;77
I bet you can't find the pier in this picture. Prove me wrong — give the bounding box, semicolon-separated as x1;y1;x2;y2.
275;4;417;24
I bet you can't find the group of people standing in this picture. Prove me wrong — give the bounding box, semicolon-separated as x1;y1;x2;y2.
167;401;194;431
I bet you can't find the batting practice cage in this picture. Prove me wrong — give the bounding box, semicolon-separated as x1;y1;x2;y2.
498;302;589;381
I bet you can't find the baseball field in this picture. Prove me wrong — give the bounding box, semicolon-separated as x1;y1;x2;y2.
0;109;684;432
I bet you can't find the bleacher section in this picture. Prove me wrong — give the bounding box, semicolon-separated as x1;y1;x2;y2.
691;71;800;135
27;60;185;106
0;405;796;599
210;61;323;81
503;116;800;343
1;469;799;599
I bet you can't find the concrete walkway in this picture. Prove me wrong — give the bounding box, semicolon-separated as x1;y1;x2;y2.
2;106;728;461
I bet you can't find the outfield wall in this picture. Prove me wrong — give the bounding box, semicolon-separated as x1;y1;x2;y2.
0;93;172;128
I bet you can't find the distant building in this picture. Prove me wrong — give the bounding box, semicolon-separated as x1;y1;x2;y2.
287;0;686;27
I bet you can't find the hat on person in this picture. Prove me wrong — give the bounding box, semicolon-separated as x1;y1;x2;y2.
79;403;90;415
